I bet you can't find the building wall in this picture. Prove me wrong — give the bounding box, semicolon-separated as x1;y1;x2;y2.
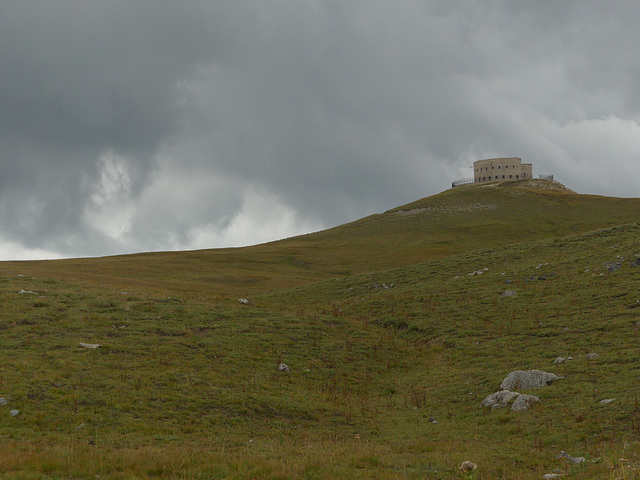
473;157;532;183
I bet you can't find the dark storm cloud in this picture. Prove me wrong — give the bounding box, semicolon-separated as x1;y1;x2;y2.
0;1;211;149
1;1;640;259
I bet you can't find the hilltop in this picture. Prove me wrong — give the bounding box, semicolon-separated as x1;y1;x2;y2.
1;179;640;479
3;179;640;296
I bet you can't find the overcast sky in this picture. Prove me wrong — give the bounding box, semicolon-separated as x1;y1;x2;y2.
1;1;639;260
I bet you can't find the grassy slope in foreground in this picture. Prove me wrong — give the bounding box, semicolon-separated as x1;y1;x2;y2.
1;222;640;479
3;179;640;297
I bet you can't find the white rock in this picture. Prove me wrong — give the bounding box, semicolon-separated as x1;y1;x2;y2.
511;394;540;412
79;342;101;349
481;390;520;409
482;389;541;412
600;398;616;404
278;363;290;372
556;451;585;465
500;370;561;390
459;461;477;473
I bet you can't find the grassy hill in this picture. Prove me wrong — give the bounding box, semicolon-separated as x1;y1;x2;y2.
1;179;640;479
4;179;640;296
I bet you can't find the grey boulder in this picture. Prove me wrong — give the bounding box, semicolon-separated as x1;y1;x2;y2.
481;390;539;412
500;369;561;390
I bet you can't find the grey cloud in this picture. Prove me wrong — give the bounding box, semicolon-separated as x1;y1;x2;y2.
0;1;219;256
0;2;211;150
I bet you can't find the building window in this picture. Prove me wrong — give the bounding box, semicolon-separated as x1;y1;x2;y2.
516;175;519;179
502;175;505;179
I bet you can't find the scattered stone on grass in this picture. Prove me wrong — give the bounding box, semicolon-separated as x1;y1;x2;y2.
9;410;19;417
500;370;561;390
501;290;516;298
238;298;249;305
527;272;558;282
600;398;616;404
468;268;489;276
605;261;623;273
18;289;36;294
79;342;102;349
556;451;585;465
586;353;600;360
511;394;540;412
481;390;540;412
542;474;565;479
0;398;7;406
481;390;519;410
552;357;566;364
278;363;290;373
458;461;477;473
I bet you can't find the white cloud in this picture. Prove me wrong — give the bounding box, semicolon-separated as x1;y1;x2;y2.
547;116;640;195
82;151;135;241
186;189;322;250
0;238;63;261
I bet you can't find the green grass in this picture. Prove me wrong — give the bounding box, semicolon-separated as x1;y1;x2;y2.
1;180;640;478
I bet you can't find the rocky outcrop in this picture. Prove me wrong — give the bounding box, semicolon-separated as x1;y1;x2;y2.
500;370;561;390
481;390;540;412
482;369;560;413
481;390;519;410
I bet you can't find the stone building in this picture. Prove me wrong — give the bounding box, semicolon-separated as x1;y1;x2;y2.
474;157;532;183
